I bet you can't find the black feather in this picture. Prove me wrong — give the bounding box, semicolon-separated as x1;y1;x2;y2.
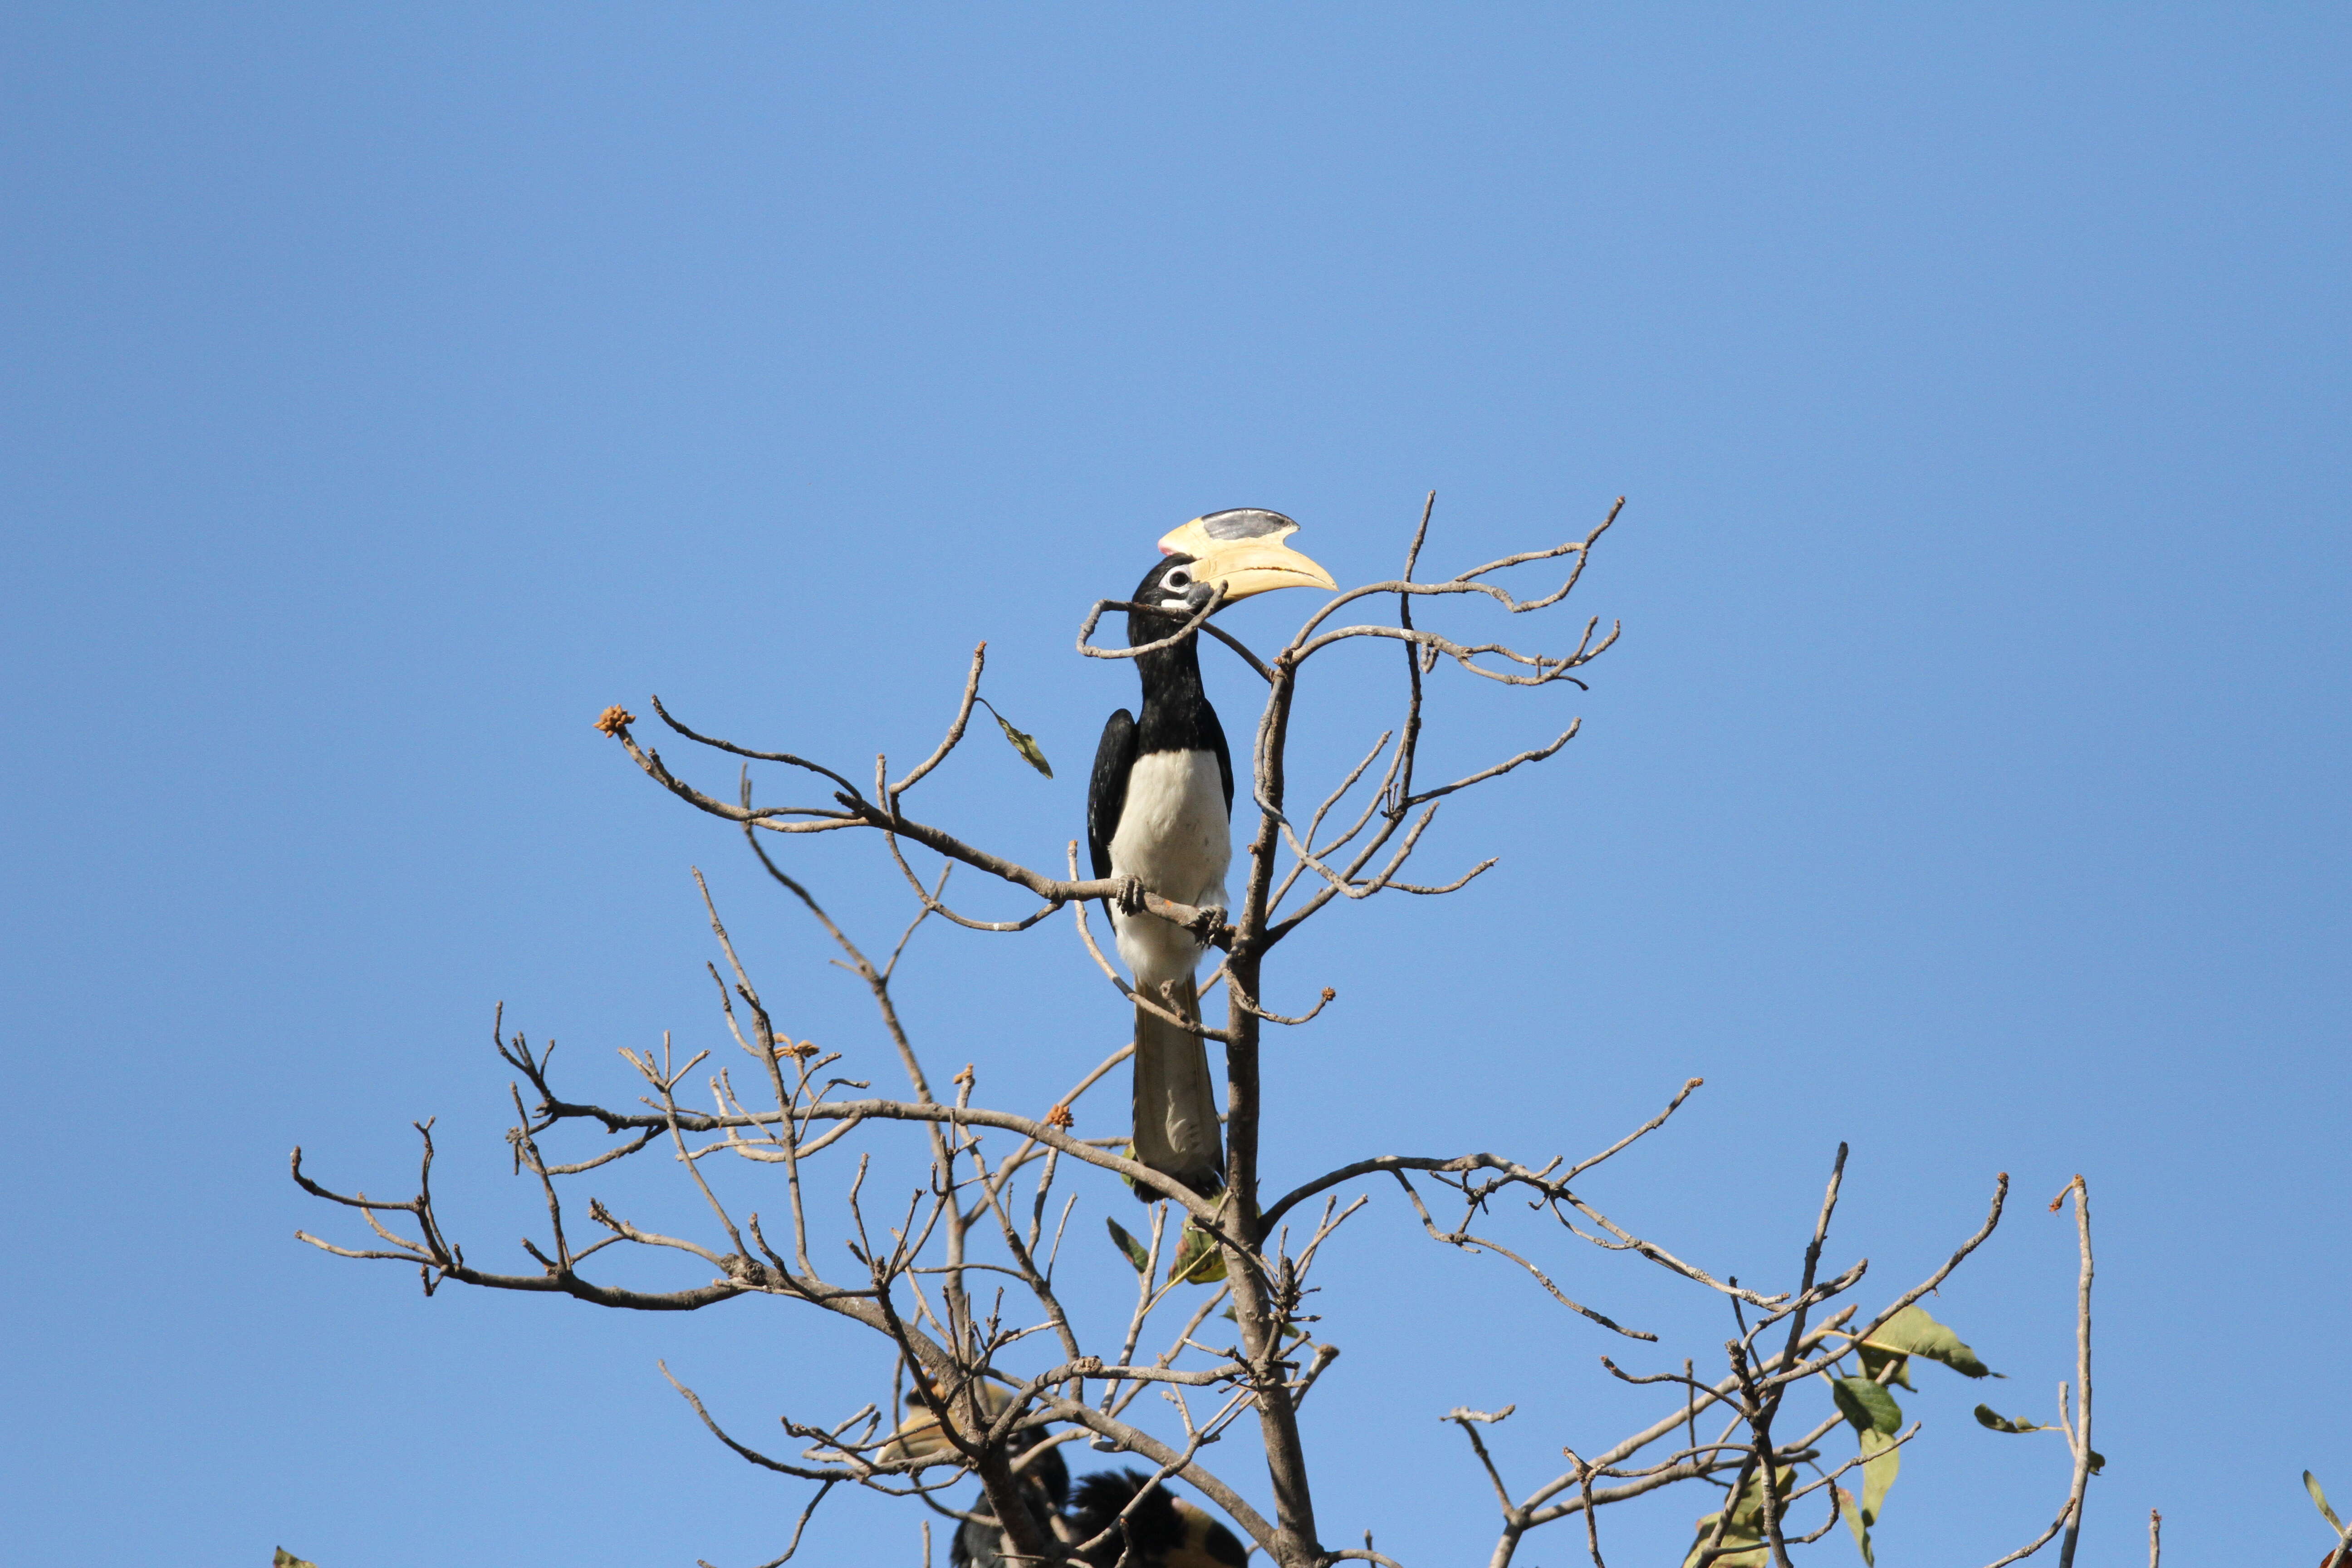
1093;555;1235;861
1122;558;1233;811
1067;1468;1248;1568
946;1443;1071;1568
1087;708;1138;889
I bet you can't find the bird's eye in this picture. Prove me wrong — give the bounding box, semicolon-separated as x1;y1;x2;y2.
1165;569;1191;589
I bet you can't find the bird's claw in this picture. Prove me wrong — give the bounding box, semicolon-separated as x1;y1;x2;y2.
1191;905;1228;941
1115;875;1148;916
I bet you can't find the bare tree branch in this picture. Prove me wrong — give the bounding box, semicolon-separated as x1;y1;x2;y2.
302;494;2096;1568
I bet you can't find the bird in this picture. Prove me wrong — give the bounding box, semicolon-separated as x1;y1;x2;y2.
881;1387;1073;1568
946;1449;1070;1568
1066;1468;1250;1568
1087;509;1334;1199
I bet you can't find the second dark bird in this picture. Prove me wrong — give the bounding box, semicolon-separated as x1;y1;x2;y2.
1066;1468;1250;1568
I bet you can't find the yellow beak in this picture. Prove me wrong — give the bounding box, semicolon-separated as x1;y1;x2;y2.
1156;509;1337;602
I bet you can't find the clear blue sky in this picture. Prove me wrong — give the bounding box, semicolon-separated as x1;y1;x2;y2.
3;6;2344;1565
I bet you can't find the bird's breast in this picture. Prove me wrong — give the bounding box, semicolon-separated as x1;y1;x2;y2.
1107;749;1232;908
1108;748;1230;987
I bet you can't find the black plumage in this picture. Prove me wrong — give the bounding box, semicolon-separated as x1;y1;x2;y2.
1067;1468;1249;1568
1085;559;1237;887
1086;510;1332;1203
1088;554;1235;1200
946;1443;1071;1568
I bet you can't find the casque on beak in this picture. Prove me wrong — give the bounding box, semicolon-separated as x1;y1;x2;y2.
1157;508;1336;602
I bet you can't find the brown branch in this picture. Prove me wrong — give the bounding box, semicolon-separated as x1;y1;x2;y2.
1386;858;1499;896
1066;854;1239;1041
1510;1309;1859;1530
314;494;1649;1568
708;1476;838;1568
1285;499;1623;651
1446;1405;1523;1520
1265;1152;1540;1232
1552;1190;1792;1308
1811;1172;2011;1377
1229;984;1337;1027
1745;1143;1850;1568
1026;1387;1279;1558
662;1361;867;1483
631;701;1232;941
2056;1176;2095;1568
1263;1076;1702;1232
1403;718;1582;808
887;643;987;805
1076;589;1274;682
1564;1078;1706;1181
1297;619;1607;687
1393;1171;1655;1341
882;845;1061;933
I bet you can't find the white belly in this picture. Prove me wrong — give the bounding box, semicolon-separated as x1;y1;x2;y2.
1108;749;1230;987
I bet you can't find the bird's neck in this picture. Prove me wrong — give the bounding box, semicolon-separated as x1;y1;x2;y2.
1129;622;1217;752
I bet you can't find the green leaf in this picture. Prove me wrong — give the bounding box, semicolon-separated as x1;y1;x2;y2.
2310;1472;2348;1536
1862;1304;1995;1378
1832;1377;1902;1438
1973;1404;2052;1435
1105;1216;1149;1274
1860;1431;1901;1533
1169;1223;1227;1284
1969;1409;2101;1475
1856;1343;1914;1391
1837;1485;1874;1567
274;1552;318;1568
1830;1376;1901;1539
982;702;1053;778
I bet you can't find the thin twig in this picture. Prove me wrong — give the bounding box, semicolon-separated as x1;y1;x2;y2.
2056;1176;2095;1568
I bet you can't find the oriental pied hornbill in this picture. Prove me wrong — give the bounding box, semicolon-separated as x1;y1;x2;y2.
947;1462;1247;1568
1087;510;1334;1199
1066;1468;1249;1568
883;1389;1070;1568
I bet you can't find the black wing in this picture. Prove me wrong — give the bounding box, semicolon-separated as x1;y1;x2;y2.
1087;708;1138;883
1204;700;1233;820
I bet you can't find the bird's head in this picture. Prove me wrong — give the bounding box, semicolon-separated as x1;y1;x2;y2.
878;1387;1069;1509
1127;509;1334;645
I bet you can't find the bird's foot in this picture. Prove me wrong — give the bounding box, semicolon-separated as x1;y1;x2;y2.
1190;904;1229;942
1115;875;1148;916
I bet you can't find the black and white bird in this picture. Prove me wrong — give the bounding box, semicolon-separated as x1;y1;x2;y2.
1087;510;1333;1199
946;1448;1071;1568
882;1389;1071;1568
1066;1468;1250;1568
